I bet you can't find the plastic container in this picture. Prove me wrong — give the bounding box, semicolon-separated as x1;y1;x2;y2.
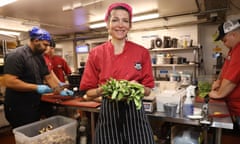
156;88;186;113
164;103;178;117
158;70;169;81
181;72;192;86
169;72;180;82
156;54;165;64
13;115;77;144
172;125;203;144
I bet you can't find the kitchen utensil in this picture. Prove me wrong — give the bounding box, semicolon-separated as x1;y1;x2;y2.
208;113;230;118
163;36;171;48
172;38;178;48
155;38;162;48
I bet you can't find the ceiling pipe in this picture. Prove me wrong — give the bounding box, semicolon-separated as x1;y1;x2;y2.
195;7;229;16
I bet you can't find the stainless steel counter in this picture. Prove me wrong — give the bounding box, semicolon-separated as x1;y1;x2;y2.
149;102;233;129
148;101;233;144
41;95;233;144
208;102;233;129
80;101;233;144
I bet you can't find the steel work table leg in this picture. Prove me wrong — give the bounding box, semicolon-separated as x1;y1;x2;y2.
91;112;95;144
203;128;208;144
214;128;222;144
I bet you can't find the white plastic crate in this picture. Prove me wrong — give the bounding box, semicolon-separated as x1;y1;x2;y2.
156;88;186;113
13;115;77;144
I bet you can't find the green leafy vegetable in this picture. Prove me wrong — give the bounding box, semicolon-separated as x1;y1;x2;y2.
101;78;144;110
198;81;211;97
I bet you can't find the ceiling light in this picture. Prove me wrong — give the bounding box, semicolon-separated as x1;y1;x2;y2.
0;17;38;32
0;0;17;7
62;5;72;11
72;2;82;9
81;0;103;7
132;13;159;22
0;30;20;36
89;12;159;29
89;22;106;29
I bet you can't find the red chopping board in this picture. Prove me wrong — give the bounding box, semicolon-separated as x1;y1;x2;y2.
42;93;73;100
61;97;101;108
195;96;225;103
41;94;101;108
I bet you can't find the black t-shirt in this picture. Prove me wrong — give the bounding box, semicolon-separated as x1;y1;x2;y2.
4;45;49;107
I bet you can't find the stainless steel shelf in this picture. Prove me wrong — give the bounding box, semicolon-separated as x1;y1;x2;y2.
152;64;197;67
150;46;200;82
149;46;199;52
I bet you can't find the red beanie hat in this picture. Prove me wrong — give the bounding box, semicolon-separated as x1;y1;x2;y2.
105;2;132;22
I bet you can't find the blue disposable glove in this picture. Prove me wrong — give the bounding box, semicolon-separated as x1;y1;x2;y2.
37;85;53;94
60;89;74;96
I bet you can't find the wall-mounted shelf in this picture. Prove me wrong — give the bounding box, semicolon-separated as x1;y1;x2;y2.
149;46;199;52
152;64;197;67
150;46;200;82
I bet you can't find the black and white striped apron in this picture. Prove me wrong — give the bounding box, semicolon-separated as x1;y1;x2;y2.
94;98;154;144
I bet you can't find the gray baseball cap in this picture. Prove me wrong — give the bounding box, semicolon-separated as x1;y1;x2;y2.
214;19;240;41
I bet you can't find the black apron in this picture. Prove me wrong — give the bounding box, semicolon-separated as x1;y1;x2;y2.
94;98;154;144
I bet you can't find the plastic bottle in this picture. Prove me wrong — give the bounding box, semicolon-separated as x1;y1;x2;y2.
182;90;194;117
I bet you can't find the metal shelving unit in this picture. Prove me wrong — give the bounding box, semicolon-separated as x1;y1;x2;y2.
152;64;197;67
149;46;200;83
149;47;198;52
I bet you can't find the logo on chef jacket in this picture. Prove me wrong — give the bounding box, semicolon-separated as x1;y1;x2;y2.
134;62;142;71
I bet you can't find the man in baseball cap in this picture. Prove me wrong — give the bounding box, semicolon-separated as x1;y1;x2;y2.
209;19;240;132
214;19;240;41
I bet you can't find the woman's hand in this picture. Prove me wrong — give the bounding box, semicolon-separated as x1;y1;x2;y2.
84;87;102;101
83;94;102;102
130;80;151;96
